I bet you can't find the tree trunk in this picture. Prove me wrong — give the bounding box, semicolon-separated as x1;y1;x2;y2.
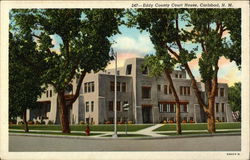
207;82;217;133
23;110;29;133
165;70;182;135
57;91;71;133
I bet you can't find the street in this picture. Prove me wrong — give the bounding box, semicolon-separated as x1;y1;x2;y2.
9;135;241;151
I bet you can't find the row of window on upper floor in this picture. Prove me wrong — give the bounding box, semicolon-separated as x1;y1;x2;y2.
142;85;191;99
110;81;127;92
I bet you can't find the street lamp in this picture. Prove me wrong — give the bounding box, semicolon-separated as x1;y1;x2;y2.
111;48;118;138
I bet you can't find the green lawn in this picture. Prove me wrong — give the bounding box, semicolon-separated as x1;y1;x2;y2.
158;130;241;136
9;124;153;132
9;130;102;136
154;122;241;131
102;134;150;137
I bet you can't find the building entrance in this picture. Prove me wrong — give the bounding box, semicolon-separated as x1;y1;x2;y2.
142;105;152;123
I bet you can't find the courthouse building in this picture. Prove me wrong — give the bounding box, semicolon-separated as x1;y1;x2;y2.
27;58;233;124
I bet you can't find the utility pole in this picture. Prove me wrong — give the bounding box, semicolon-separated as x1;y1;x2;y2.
112;49;118;138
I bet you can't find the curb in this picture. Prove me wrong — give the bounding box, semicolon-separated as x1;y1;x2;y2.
9;132;241;140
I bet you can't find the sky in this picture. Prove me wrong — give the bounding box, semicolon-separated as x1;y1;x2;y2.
107;25;241;87
50;23;241;87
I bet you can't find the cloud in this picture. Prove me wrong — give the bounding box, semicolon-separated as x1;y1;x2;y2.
112;34;155;56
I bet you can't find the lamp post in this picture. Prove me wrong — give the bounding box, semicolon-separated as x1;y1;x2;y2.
111;49;118;138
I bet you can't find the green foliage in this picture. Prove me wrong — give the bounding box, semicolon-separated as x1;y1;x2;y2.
9;32;44;118
10;9;124;92
228;82;241;112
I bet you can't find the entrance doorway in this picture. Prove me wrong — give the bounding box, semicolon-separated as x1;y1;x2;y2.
142;105;152;123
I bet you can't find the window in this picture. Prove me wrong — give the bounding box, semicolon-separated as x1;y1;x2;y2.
122;82;126;92
126;64;132;75
221;103;225;112
183;117;187;121
86;102;89;112
141;86;151;99
184;87;186;95
216;117;220;121
46;91;49;97
175;74;178;78
189;117;193;121
216;103;219;112
164;85;168;94
169;87;172;94
142;67;148;75
91;101;94;112
91;82;94;92
220;88;224;97
109;101;113;111
180;86;183;95
88;83;91;92
222;117;225;122
117;82;120;92
159;104;163;112
157;85;161;91
110;81;114;91
179;74;182;78
117;70;120;75
91;118;93;123
84;83;88;93
86;118;89;124
117;101;121;111
187;87;190;95
50;90;52;97
84;82;94;93
170;104;175;112
180;86;190;96
166;104;170;112
180;104;187;112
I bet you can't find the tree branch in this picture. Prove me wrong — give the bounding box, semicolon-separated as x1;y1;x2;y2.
67;70;86;105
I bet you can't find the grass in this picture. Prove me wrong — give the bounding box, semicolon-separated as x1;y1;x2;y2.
102;134;150;137
9;130;102;136
9;124;153;132
158;130;241;136
153;122;241;131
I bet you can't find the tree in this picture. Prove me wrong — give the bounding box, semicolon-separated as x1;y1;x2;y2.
228;82;241;113
129;8;241;133
10;9;123;133
142;54;182;134
9;32;45;132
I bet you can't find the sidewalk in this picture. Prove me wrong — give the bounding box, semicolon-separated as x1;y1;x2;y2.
9;124;241;139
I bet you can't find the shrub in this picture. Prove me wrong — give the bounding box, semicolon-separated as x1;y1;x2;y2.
47;120;54;125
35;121;40;125
128;121;133;124
41;121;45;124
118;121;124;124
28;120;34;125
163;120;167;124
189;120;194;123
105;121;112;124
182;120;187;123
80;121;85;125
18;121;24;125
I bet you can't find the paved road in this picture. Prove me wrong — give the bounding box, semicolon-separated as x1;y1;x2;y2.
9;135;241;151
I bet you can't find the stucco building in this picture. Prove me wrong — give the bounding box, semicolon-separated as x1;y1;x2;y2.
27;58;233;124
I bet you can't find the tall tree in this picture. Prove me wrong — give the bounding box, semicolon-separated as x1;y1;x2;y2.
129;8;241;133
142;54;182;134
9;32;45;132
10;9;123;133
228;82;241;113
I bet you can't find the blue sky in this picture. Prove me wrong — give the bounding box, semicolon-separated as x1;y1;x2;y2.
50;23;240;86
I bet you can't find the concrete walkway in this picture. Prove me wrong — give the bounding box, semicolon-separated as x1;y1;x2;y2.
135;124;166;137
9;124;241;138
